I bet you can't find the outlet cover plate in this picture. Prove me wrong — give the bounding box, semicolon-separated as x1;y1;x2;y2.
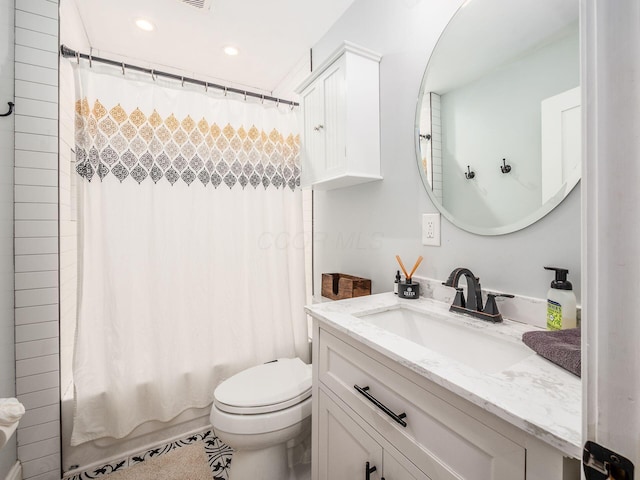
422;213;441;246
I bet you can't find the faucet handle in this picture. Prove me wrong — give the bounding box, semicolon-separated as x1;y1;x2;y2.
484;293;514;315
452;287;466;308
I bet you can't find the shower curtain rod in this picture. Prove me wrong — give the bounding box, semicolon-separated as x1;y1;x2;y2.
60;45;299;107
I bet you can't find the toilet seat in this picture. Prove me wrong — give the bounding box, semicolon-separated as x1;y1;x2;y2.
213;358;312;415
211;396;312;436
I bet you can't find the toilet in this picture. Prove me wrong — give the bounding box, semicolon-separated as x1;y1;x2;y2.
210;357;312;480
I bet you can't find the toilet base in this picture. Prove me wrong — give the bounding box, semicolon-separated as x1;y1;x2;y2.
230;443;288;480
217;418;311;480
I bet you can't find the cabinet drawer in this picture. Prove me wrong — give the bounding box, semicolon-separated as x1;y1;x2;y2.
318;329;525;480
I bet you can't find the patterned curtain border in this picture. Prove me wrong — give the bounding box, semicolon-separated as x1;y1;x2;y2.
75;98;301;190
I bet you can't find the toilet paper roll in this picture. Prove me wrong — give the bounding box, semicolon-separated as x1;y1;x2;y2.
0;421;18;450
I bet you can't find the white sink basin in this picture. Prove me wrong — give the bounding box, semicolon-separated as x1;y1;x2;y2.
359;306;534;374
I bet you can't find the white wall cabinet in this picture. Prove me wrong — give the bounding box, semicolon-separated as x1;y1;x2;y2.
311;321;580;480
296;42;382;190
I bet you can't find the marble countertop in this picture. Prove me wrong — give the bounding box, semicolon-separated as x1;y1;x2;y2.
305;292;582;459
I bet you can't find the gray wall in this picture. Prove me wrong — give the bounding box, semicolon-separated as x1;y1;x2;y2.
0;0;16;476
311;0;581;303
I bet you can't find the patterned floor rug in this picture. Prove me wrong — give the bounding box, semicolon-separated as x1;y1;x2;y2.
64;430;232;480
105;442;211;480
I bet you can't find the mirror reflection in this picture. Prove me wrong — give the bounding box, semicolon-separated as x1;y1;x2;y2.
416;0;580;235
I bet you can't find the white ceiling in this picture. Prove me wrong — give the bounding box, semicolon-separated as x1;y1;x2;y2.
70;0;356;95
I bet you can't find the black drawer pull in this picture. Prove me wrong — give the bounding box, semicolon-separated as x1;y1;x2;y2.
365;461;377;480
354;384;407;427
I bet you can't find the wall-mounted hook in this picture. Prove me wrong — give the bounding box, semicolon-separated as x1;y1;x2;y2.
500;158;512;174
0;102;14;117
465;165;475;179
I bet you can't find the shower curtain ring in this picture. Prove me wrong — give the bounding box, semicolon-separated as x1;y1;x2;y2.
151;69;155;81
122;63;125;75
181;76;184;87
205;82;208;92
244;91;247;101
75;52;80;64
276;98;280;108
88;54;92;68
261;95;264;104
224;86;227;97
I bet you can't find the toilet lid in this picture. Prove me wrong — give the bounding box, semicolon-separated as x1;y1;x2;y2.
214;358;312;414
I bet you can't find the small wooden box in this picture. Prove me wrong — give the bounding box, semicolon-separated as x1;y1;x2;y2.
321;273;372;300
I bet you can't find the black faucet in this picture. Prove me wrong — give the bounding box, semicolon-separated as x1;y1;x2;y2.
443;267;513;323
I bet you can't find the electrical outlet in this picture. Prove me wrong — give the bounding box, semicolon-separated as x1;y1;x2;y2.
422;213;441;246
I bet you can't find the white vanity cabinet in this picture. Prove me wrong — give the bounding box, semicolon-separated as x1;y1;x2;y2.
311;321;581;480
295;42;382;190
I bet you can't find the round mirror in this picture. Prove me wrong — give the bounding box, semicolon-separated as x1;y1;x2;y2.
415;0;580;235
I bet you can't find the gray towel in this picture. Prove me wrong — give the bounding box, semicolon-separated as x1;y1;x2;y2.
522;328;581;377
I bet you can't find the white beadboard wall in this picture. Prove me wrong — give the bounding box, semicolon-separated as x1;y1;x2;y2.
14;0;61;479
0;0;17;477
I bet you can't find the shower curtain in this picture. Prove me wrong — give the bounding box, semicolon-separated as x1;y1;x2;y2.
71;66;308;445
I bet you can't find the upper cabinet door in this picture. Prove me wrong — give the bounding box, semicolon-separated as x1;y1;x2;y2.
320;60;347;176
301;81;326;183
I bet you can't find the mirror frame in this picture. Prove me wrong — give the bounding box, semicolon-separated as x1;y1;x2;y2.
414;0;580;236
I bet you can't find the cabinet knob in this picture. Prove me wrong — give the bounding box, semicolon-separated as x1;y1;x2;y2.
313;124;324;131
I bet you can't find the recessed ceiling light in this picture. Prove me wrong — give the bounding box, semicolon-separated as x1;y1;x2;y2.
135;19;155;32
223;46;239;56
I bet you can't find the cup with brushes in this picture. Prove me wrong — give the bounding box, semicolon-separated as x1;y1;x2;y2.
395;255;423;299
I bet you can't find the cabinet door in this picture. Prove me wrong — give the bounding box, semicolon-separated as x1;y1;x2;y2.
318;389;383;480
301;82;325;185
320;61;346;176
383;449;432;480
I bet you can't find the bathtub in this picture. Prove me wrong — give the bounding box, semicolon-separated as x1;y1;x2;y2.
61;381;212;476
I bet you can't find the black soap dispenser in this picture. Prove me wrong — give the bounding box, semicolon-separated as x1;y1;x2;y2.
544;266;577;330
